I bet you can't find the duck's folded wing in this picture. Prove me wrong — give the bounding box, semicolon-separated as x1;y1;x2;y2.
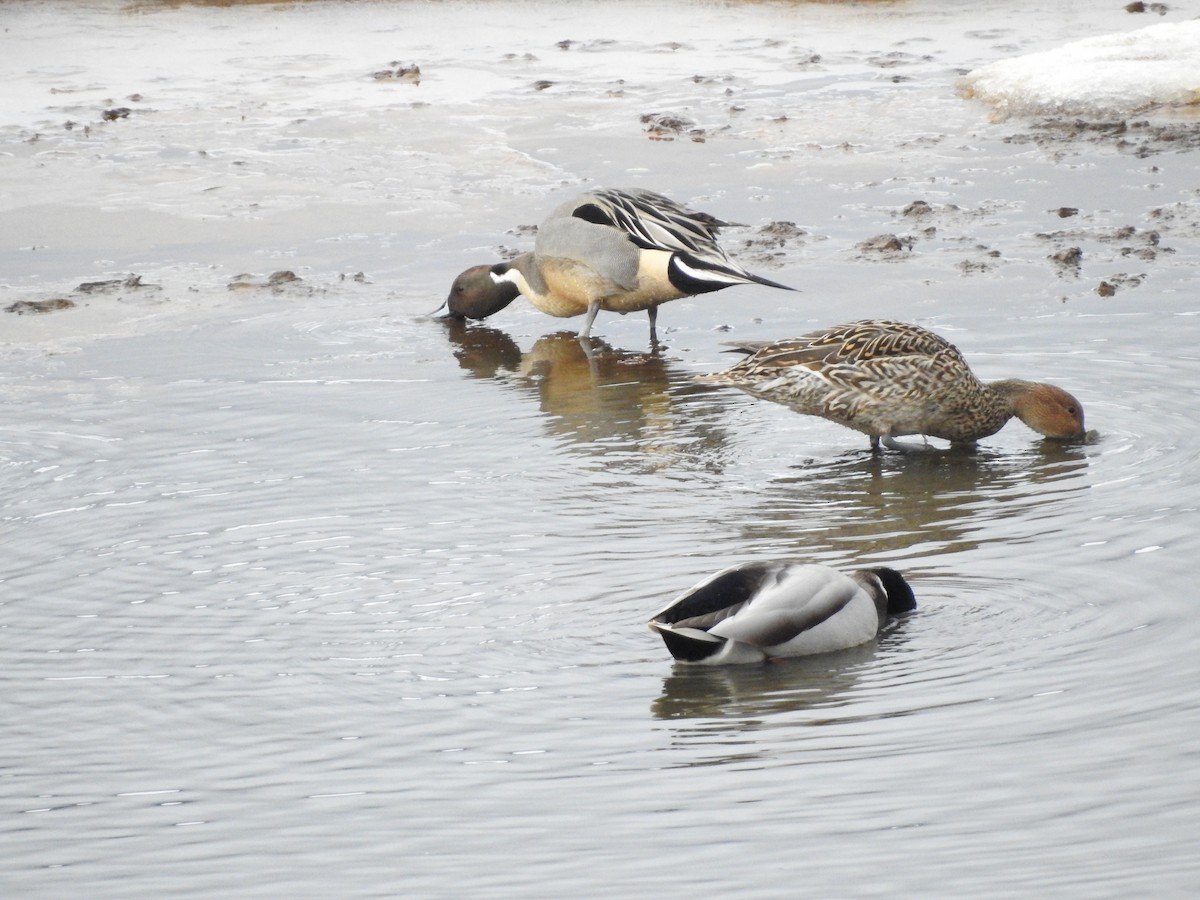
567;188;727;256
707;567;860;647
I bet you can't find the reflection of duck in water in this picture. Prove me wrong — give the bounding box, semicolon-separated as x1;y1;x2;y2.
734;441;1091;563
648;561;915;665
441;321;728;461
698;320;1086;451
438;187;795;344
440;317;524;379
651;642;880;723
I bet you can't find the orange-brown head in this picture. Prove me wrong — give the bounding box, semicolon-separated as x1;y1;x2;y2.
1009;381;1086;439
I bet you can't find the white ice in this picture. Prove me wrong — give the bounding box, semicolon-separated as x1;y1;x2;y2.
961;20;1200;118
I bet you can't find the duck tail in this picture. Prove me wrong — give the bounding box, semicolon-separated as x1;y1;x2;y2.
871;567;917;614
648;621;726;662
668;253;797;295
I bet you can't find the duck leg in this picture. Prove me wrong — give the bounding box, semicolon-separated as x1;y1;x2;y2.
882;435;935;453
647;306;661;347
577;301;602;339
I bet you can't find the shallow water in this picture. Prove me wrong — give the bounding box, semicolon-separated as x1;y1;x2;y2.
3;0;1200;896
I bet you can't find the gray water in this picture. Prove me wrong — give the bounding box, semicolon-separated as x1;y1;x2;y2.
3;1;1200;896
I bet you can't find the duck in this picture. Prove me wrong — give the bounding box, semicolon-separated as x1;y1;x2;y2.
697;319;1086;451
648;562;916;665
439;187;796;343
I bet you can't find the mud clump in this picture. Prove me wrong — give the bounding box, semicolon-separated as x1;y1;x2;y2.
1050;247;1083;269
736;221;808;267
902;200;934;218
640;112;706;142
1124;2;1170;13
858;234;915;255
1007;118;1200;157
750;221;807;247
228;270;304;292
373;62;421;83
6;273;161;314
76;274;156;294
1097;273;1146;297
6;299;76;315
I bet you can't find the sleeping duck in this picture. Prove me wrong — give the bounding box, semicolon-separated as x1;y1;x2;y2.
648;562;916;665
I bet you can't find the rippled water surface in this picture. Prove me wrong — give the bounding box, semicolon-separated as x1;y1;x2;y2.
3;1;1200;896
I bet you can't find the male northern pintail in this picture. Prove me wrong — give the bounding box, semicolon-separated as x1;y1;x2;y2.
698;319;1086;450
440;187;795;343
648;562;916;665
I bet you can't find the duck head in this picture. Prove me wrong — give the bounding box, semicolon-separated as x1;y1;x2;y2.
870;567;917;614
440;264;521;320
1008;381;1086;439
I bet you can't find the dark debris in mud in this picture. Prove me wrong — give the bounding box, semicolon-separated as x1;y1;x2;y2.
556;38;618;52
867;51;934;69
1036;225;1170;261
858;233;916;256
5;273;162;316
957;246;1003;275
640;112;707;142
1006;118;1200;157
1124;1;1170;13
902;200;935;219
372;62;421;83
1035;223;1170;293
1097;273;1146;297
896;200;963;223
735;221;809;267
76;274;158;294
6;299;76;316
228;270;305;292
1049;246;1084;270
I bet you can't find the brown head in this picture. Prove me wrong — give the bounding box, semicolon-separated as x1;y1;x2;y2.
443;264;520;320
1008;381;1086;439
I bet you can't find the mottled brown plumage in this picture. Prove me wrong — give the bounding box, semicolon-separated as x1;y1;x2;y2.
699;320;1086;450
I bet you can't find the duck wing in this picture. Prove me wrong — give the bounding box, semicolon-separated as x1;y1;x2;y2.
725;320;961;367
564;188;730;256
552;188;795;293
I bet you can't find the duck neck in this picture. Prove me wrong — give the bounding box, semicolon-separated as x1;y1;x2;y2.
988;378;1038;405
986;378;1042;426
494;254;545;301
924;378;1023;443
